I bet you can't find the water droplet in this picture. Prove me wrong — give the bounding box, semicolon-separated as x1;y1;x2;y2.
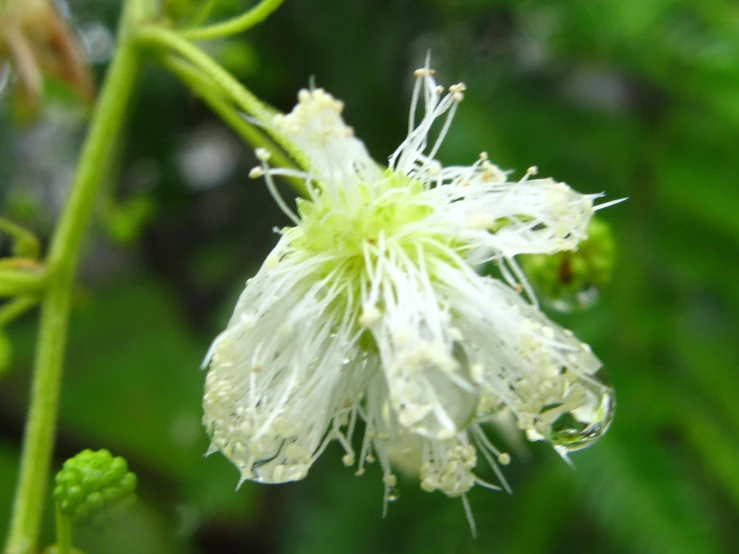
545;368;616;452
519;217;615;313
387;486;400;502
545;283;600;313
523;254;601;313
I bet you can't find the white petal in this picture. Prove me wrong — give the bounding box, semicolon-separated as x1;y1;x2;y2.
427;177;599;258
363;372;503;499
367;243;479;440
204;241;359;483
274;88;382;185
439;274;603;423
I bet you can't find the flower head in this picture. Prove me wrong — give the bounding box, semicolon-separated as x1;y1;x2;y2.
203;61;616;515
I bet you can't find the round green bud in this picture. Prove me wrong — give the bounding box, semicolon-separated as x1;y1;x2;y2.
54;449;137;523
119;472;137;494
102;487;122;503
519;217;616;313
67;486;84;504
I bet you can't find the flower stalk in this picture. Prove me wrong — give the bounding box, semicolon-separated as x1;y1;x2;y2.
3;0;149;551
53;507;73;554
135;24;309;170
157;53;306;194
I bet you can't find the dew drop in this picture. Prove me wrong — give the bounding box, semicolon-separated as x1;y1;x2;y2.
519;217;615;313
526;254;601;313
545;283;600;313
545;368;616;452
387;486;400;502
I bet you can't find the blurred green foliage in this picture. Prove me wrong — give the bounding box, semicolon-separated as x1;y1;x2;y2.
1;0;739;552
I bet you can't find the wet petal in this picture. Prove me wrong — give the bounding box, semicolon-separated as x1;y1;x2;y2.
204;242;360;483
366;244;480;440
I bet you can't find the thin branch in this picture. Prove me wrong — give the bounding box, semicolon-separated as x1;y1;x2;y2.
180;0;285;41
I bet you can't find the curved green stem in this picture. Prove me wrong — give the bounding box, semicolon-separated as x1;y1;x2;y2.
158;54;307;195
135;25;309;170
180;0;284;41
0;296;38;327
3;1;147;552
0;218;41;259
136;25;269;119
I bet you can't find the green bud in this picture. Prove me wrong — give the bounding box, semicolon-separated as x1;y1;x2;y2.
119;472;137;494
519;217;616;313
102;486;122;503
54;449;137;524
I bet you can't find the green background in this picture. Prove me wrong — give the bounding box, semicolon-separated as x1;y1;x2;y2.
1;0;738;552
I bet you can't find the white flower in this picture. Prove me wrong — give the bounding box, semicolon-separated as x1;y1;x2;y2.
203;61;616;515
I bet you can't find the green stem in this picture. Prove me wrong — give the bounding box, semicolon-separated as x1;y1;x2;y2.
186;0;218;27
0;218;41;259
54;506;73;554
136;25;269;119
3;1;146;552
0;269;45;297
180;0;285;41
0;296;38;327
135;25;309;170
159;54;306;195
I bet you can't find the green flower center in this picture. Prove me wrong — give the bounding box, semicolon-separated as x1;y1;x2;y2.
295;171;433;257
285;170;460;335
